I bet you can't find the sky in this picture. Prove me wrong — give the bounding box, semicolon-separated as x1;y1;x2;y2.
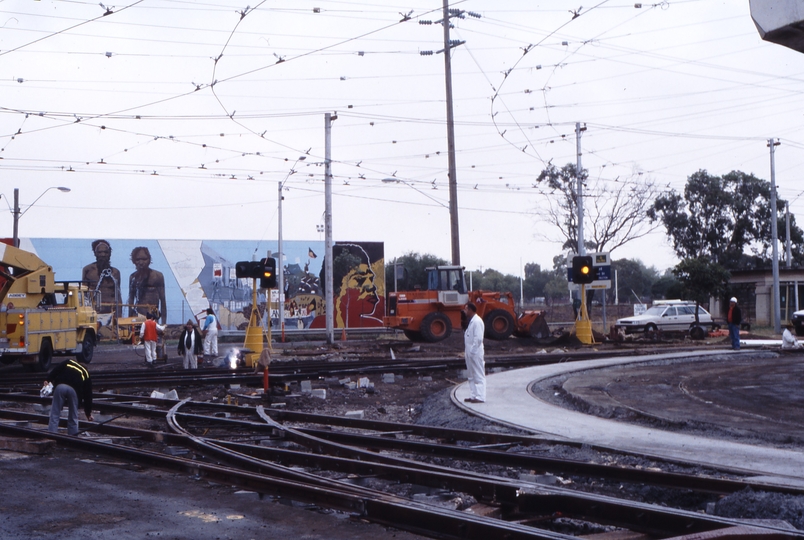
1;0;803;277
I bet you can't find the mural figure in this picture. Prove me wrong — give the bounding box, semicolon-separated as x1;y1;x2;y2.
311;242;385;329
127;246;167;324
81;239;121;316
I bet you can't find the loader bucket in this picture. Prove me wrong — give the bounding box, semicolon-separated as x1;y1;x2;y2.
514;310;551;339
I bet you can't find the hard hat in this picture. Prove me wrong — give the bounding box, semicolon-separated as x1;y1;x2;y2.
729;297;737;303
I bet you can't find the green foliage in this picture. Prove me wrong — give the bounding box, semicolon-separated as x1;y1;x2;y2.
544;275;569;305
612;258;658;302
385;253;558;303
651;269;683;300
649;169;804;269
384;252;449;291
672;258;731;307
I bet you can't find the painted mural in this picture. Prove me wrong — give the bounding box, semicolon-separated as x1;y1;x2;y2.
16;238;384;334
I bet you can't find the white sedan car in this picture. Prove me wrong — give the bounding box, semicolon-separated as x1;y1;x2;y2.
616;302;715;339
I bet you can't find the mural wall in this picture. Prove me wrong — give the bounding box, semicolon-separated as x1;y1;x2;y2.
17;238;385;333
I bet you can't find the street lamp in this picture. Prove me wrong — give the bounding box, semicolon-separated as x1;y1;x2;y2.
12;187;71;247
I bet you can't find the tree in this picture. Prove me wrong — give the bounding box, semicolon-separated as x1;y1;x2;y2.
651;269;683;300
384;252;448;292
535;163;660;254
672;257;731;322
544;275;569;306
648;169;804;269
612;258;659;303
472;269;522;301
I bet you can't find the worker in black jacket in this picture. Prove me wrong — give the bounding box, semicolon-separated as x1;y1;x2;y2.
45;359;94;435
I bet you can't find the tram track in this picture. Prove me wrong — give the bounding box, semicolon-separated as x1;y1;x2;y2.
1;389;803;539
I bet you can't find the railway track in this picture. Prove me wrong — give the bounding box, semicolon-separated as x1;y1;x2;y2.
0;390;802;539
0;344;705;391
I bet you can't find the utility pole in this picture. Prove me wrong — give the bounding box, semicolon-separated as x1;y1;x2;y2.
442;0;460;265
576;123;586;256
786;202;792;268
420;5;479;266
769;138;781;333
324;113;336;344
277;181;284;340
12;188;19;248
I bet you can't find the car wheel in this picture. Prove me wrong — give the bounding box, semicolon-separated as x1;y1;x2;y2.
689;325;705;340
645;323;658;333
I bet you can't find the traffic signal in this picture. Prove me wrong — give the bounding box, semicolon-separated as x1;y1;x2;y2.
572;255;594;284
259;257;277;289
235;260;261;279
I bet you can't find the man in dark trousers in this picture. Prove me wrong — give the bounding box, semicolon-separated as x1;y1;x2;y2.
178;319;204;369
727;297;742;351
45;358;93;435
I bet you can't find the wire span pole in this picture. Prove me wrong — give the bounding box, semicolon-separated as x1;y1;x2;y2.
442;0;460;265
325;113;336;344
769;138;781;334
575;123;586;256
277;181;284;340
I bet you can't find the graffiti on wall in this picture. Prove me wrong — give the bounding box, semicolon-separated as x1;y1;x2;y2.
16;238;384;333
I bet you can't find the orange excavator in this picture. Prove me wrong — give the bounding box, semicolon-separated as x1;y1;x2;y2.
384;265;550;343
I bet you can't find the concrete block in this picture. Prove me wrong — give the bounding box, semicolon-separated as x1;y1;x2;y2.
419;376;433;382
458;369;469;379
311;389;327;399
358;377;370;388
382;373;395;384
346;382;357;390
300;380;312;394
344;410;364;419
338;377;351;385
0;436;54;455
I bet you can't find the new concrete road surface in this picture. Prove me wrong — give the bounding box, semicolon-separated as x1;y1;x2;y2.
454;349;804;487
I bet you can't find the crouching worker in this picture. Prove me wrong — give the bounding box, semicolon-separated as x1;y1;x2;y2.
782;325;803;350
45;358;93;435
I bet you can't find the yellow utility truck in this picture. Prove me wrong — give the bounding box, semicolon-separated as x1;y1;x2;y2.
0;244;98;371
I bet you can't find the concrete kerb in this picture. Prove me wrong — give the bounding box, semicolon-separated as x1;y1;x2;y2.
451;348;804;485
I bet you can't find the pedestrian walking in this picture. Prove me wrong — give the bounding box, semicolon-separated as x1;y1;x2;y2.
139;311;165;367
202;307;218;363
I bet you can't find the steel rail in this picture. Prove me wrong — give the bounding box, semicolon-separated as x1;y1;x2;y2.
0;422;576;540
163;399;576;540
292;426;804;496
250;406;803;539
0;393;784;486
2;406;802;539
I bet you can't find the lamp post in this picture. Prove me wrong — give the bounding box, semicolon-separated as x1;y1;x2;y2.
12;186;71;247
